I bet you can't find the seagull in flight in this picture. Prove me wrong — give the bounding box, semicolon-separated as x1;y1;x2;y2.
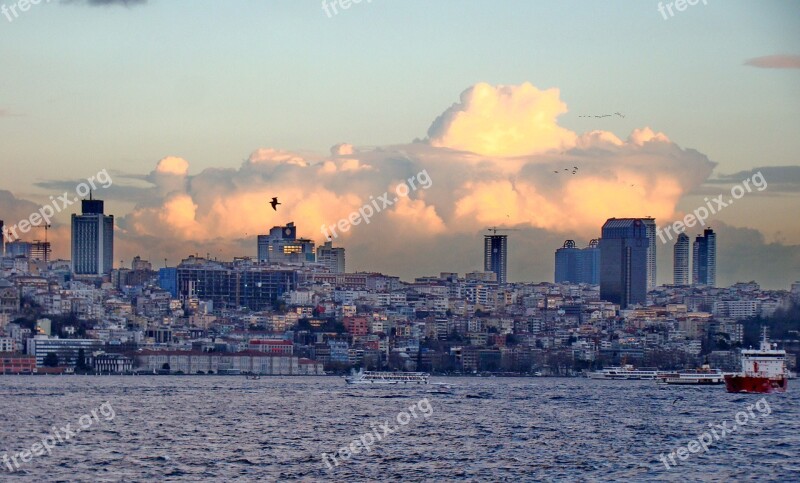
270;197;281;211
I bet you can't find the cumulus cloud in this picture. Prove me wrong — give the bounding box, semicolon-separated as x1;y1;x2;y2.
108;82;722;284
427;82;577;157
744;55;800;69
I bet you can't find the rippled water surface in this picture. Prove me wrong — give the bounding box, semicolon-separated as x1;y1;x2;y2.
0;376;797;482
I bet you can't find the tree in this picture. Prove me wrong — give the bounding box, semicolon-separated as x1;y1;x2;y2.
161;362;171;371
43;353;59;367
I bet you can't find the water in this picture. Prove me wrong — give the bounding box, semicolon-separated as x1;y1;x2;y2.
0;376;797;482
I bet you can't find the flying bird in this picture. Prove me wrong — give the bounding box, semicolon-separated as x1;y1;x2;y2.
270;197;281;211
614;112;625;118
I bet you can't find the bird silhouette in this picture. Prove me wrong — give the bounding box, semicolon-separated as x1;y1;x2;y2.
270;197;281;211
614;112;625;118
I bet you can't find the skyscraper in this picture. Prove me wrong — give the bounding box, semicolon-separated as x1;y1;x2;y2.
484;234;507;284
599;218;650;309
555;240;580;283
71;197;114;275
555;239;600;285
642;217;657;291
316;240;345;273
0;220;4;256
673;233;690;286
692;228;716;287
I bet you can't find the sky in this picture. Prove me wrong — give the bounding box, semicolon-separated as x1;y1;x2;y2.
1;0;799;288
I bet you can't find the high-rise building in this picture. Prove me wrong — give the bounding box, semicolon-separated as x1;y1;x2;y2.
693;228;716;287
71;197;114;275
673;233;690;286
484;234;507;284
316;240;345;273
0;220;4;256
555;239;600;285
642;217;657;291
257;222;315;264
599;218;650;309
555;240;580;283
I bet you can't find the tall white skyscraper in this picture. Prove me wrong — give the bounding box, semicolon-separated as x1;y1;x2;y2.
673;233;690;285
642;217;657;291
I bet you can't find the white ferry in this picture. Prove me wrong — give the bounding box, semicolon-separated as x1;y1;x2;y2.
344;370;429;385
656;365;726;385
587;365;665;380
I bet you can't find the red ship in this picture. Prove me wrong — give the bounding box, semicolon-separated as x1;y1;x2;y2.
725;327;788;394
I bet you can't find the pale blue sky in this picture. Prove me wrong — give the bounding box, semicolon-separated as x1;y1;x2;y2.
1;0;798;192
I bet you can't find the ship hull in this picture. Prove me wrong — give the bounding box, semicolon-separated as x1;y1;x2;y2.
724;375;787;394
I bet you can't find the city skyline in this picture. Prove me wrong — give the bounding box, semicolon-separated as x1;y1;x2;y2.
1;1;798;289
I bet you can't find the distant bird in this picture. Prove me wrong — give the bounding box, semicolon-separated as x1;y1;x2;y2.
614;112;625;118
554;170;559;174
673;396;684;405
270;197;281;211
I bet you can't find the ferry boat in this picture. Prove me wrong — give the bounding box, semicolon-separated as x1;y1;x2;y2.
344;370;429;385
724;327;788;394
656;365;726;385
587;365;665;380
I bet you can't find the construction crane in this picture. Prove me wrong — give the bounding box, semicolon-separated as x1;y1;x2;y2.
486;226;519;235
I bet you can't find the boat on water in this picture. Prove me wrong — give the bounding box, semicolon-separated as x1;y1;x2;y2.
588;365;666;380
724;327;789;394
656;365;726;385
345;370;429;385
